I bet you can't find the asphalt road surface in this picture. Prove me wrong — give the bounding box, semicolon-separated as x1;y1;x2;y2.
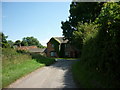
7;59;78;88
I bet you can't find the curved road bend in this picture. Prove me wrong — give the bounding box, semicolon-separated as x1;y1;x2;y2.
7;59;78;88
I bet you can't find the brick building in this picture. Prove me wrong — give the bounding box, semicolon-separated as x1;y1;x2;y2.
46;37;79;58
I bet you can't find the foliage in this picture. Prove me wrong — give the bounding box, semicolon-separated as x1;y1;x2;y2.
72;23;98;50
0;33;45;48
49;38;60;57
61;21;73;40
2;48;55;87
59;43;65;58
49;38;67;58
14;40;21;47
2;59;45;88
2;48;31;67
8;40;14;48
69;2;103;24
16;49;29;54
61;2;103;40
0;32;9;48
93;2;120;79
21;36;44;48
72;61;119;88
31;53;55;66
62;2;120;87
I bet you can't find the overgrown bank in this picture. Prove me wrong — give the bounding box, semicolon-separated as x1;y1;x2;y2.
2;48;55;88
61;2;120;88
72;61;120;88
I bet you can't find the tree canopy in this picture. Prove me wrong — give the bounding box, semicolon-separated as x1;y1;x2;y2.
61;2;104;40
61;2;120;87
0;32;45;48
0;32;9;48
14;40;21;47
21;36;44;48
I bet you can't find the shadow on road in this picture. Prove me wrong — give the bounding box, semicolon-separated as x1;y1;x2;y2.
49;59;79;88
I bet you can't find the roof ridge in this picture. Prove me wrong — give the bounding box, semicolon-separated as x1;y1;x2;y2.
51;37;68;44
52;37;61;43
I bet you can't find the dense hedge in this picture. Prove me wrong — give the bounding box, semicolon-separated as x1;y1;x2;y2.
69;2;120;87
75;2;120;87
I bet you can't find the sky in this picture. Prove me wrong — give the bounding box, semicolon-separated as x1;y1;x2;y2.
2;2;71;46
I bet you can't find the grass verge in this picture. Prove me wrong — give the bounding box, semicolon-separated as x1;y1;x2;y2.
2;48;55;88
2;59;45;88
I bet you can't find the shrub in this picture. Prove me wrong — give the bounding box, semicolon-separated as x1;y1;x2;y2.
16;49;29;54
31;53;55;66
2;48;31;67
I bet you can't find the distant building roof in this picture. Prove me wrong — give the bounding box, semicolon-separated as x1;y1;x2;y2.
51;37;68;44
17;46;37;50
28;48;46;53
17;46;46;53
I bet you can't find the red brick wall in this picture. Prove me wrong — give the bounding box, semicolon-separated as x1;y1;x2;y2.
64;44;77;58
47;42;59;57
47;41;79;58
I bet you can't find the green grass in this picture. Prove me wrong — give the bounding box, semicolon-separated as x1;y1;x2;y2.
31;53;55;66
2;48;55;88
71;61;118;88
2;59;45;88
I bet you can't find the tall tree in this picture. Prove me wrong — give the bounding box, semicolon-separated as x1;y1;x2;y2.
61;2;103;40
21;36;44;48
14;40;21;47
8;40;14;48
0;32;9;48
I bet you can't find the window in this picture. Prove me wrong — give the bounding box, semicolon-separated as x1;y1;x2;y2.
65;44;69;48
65;52;68;56
65;52;70;57
50;51;56;56
65;44;67;48
52;44;54;48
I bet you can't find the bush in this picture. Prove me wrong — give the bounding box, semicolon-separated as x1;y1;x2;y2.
2;48;55;88
2;48;31;67
16;49;29;54
72;2;120;88
31;53;55;66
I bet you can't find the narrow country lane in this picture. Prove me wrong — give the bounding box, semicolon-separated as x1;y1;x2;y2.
7;59;77;88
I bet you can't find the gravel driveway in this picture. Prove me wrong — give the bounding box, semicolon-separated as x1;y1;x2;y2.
7;59;78;88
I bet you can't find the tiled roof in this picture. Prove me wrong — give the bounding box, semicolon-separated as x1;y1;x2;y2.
52;37;68;44
17;46;37;50
17;46;46;53
28;48;46;53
